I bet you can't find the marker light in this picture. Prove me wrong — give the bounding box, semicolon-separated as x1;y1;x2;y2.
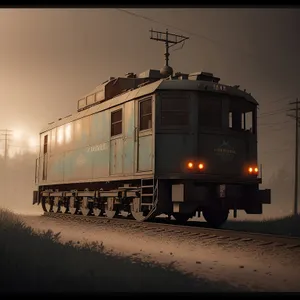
198;163;204;170
248;166;259;174
187;162;193;169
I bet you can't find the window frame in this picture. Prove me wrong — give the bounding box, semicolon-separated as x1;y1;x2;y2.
198;94;223;129
139;98;153;132
160;92;190;128
110;108;123;137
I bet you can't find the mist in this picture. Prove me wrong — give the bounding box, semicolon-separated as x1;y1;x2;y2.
0;148;295;220
0;152;41;215
0;8;299;219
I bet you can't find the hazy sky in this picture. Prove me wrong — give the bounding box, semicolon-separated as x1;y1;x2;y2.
0;8;299;182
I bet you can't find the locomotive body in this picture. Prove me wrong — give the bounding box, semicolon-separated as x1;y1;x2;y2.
33;69;271;227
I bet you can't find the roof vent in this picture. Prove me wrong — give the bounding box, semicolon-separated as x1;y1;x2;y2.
188;71;220;83
125;72;136;78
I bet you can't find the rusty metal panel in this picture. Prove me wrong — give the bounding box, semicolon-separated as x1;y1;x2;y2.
47;153;64;183
64;122;73;152
137;134;153;172
123;138;134;174
155;134;194;174
110;138;123;175
90;110;109;145
63;147;93;182
90;142;110;179
56;125;65;152
123;101;135;174
73;116;90;149
50;128;56;154
90;110;110;179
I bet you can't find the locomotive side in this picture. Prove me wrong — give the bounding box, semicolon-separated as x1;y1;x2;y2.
33;69;271;227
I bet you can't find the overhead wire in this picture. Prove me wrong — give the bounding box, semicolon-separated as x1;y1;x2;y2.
118;8;295;154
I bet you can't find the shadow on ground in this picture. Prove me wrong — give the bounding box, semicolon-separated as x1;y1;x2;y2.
0;208;245;293
154;214;300;238
223;214;300;237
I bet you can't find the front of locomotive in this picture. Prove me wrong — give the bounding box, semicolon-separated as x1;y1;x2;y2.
154;72;271;227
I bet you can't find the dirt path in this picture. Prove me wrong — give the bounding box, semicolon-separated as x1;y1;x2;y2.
20;214;300;292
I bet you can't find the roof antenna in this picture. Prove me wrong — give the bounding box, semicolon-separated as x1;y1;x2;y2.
149;28;189;78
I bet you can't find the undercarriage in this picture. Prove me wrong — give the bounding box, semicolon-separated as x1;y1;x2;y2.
33;178;271;228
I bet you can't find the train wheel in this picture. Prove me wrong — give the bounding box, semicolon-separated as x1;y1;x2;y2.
67;197;78;215
131;198;154;222
93;207;101;217
202;207;229;228
80;197;91;216
105;197;118;219
52;197;60;213
173;213;191;224
42;197;53;212
57;201;66;213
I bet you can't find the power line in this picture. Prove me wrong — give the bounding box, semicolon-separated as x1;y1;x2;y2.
117;9;259;63
0;129;13;161
287;98;300;215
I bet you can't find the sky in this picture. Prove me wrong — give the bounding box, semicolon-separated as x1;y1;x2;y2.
0;8;299;184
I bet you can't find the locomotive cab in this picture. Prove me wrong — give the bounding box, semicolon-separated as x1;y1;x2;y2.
154;77;271;227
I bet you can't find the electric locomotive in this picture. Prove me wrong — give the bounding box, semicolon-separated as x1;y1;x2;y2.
32;30;271;228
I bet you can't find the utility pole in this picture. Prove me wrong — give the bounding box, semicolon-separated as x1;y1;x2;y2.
149;28;189;71
288;98;300;215
0;129;13;161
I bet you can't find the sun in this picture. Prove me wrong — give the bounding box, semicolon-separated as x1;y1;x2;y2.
13;129;23;141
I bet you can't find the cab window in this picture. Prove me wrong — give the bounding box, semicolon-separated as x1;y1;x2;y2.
198;95;222;128
161;92;190;126
229;97;256;133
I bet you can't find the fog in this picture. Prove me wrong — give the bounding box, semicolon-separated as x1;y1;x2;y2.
0;8;299;219
0;144;295;220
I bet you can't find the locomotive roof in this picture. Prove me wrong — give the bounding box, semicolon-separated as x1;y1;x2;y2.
41;76;258;134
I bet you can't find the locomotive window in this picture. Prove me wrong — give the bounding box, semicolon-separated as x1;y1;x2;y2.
139;99;152;131
111;109;122;136
161;97;189;126
229;98;256;133
43;135;48;154
199;97;222;128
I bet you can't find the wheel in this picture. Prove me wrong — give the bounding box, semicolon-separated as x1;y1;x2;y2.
202;207;229;228
80;197;92;216
52;197;60;213
67;197;78;215
57;199;66;213
42;197;53;212
105;197;118;219
93;207;101;217
173;213;191;224
131;198;156;222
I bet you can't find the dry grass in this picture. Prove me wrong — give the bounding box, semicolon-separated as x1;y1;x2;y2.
0;208;240;293
224;214;300;237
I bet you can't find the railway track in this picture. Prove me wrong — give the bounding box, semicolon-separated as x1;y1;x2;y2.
43;212;300;253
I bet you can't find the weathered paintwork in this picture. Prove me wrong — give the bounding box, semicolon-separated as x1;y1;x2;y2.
39;96;154;185
37;76;258;186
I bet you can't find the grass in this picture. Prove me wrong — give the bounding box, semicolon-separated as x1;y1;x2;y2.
224;214;300;237
0;208;240;293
